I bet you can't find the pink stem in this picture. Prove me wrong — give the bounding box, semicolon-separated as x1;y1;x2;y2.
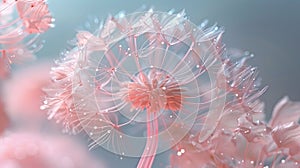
137;111;159;168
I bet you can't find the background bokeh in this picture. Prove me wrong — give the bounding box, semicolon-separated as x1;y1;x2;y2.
36;1;300;167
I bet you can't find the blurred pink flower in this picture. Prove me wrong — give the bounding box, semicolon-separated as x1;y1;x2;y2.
0;0;53;79
16;0;53;34
2;62;51;123
0;132;106;168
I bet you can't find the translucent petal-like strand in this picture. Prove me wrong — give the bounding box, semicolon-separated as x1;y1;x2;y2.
272;122;300;162
269;96;300;127
137;112;158;168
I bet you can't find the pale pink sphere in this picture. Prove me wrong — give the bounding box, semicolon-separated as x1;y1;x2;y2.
0;132;106;168
2;62;51;122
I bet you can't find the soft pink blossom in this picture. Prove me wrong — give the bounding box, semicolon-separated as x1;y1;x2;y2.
2;62;51;123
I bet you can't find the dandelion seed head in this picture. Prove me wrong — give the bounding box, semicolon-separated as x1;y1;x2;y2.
43;10;265;165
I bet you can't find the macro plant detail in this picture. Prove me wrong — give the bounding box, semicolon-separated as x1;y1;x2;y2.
5;1;300;168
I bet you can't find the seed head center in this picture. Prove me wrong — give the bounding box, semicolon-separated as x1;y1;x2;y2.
124;70;182;113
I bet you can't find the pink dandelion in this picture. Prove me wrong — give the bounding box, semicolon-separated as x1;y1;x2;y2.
0;132;107;168
0;0;53;78
42;9;232;168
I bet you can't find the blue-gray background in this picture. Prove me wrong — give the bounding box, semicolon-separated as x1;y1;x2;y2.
39;1;300;167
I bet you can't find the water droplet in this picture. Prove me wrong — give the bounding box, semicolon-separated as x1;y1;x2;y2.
40;105;47;110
